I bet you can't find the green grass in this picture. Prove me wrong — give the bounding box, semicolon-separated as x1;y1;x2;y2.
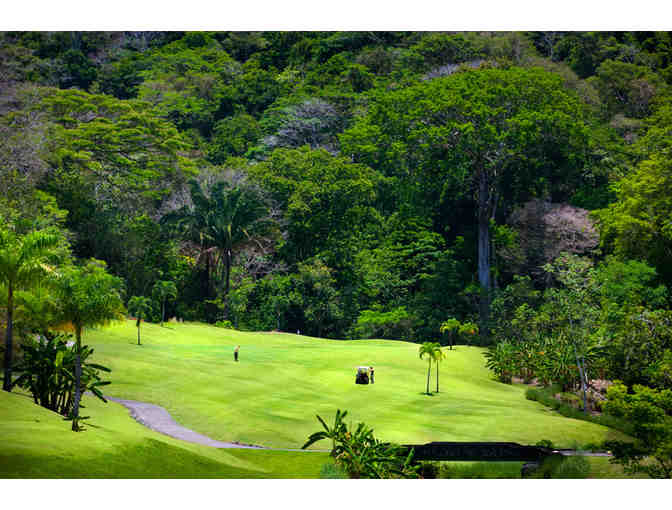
81;321;626;449
1;320;633;477
0;389;327;478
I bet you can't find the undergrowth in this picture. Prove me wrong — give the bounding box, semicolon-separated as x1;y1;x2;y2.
526;385;633;438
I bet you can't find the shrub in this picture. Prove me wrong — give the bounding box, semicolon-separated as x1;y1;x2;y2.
215;320;234;329
13;333;111;418
302;409;420;479
526;385;633;436
549;456;591;479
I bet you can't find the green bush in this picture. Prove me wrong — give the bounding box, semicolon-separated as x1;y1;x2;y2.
526;385;633;436
215;320;234;329
547;455;591;479
302;409;420;479
14;333;111;417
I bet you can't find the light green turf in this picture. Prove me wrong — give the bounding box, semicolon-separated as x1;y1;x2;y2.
0;389;327;478
74;320;627;449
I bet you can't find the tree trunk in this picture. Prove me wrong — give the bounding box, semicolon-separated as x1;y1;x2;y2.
225;248;232;296
436;363;440;393
426;361;431;395
478;217;491;343
72;326;82;431
161;300;165;326
137;320;141;346
3;283;13;392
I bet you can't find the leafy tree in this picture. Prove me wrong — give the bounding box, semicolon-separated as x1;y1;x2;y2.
418;342;441;395
207;113;261;163
0;224;62;391
259;98;346;155
342;67;589;341
152;280;177;326
250;147;383;269
542;254;601;411
603;382;672;478
595;152;672;289
353;306;412;340
55;260;125;430
127;296;153;345
292;259;343;338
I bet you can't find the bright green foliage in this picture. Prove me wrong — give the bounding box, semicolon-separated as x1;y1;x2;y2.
596;153;672;288
55;259;125;430
292;259;343;338
251;147;383;268
353;306;412;340
207;113;261;162
0;224;63;391
127;296;153;346
152;280;178;326
42;88;196;206
603;382;672;478
137;34;239;134
302;409;419;479
484;341;516;384
14;333;111;417
440;318;478;350
341;66;589;340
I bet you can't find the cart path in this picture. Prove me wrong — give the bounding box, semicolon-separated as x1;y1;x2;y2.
106;396;325;452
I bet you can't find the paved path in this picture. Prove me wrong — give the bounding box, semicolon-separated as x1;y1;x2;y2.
106;396;324;452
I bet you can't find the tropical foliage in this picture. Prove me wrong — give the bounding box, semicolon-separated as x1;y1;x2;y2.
302;409;419;479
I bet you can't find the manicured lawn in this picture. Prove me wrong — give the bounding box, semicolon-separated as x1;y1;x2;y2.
76;320;627;449
0;389;327;478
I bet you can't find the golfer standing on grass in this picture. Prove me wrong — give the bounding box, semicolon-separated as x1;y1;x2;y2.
369;366;375;384
234;345;240;362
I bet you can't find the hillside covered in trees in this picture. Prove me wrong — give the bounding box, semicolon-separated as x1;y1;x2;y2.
2;31;672;345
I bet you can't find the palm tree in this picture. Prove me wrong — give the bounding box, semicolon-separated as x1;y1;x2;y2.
128;296;153;345
0;225;61;391
163;179;270;300
56;260;125;430
419;342;441;395
434;346;447;393
151;280;177;326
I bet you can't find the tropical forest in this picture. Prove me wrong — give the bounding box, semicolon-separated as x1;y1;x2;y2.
2;30;672;481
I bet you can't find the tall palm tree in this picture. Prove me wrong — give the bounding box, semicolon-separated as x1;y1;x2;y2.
163;179;270;299
0;225;61;391
56;260;125;430
419;342;441;395
128;296;153;345
434;346;447;393
151;280;177;326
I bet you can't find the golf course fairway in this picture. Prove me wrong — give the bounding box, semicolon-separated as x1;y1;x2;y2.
72;320;625;449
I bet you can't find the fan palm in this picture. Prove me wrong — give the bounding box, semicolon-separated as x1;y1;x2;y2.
0;225;61;391
163;179;270;299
